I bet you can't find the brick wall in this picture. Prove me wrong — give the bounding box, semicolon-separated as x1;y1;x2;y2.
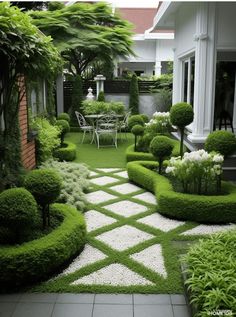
19;80;36;170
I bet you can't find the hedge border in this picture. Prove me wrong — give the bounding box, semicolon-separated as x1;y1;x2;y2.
54;141;77;161
126;138;183;162
127;161;236;223
0;203;86;288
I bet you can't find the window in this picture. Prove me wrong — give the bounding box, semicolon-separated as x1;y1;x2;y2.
182;56;195;106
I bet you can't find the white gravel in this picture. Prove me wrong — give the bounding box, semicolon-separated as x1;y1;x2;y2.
96;225;154;251
181;224;236;236
130;244;167;278
59;245;107;276
71;263;154;286
96;168;121;173
90;176;119;186
110;183;142;194
138;213;185;232
104;200;147;217
85;210;117;232
133;192;157;205
86;190;117;204
89;171;99;177
114;171;129;179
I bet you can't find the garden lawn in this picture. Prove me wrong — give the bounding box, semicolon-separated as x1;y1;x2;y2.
32;168;235;294
65;132;133;168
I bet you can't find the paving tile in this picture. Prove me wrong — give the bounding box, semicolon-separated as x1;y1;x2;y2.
114;171;128;179
181;224;236;236
90;171;99;177
173;305;190;317
133;192;156;205
0;302;17;317
134;304;173;317
170;294;186;305
85;210;117;232
0;294;21;302
96;225;154;251
138;213;185;232
12;302;54;317
104;200;147;217
96;168;121;173
133;294;171;305
93;304;133;317
86;191;117;204
52;303;93;317
90;176;119;186
95;294;132;304
110;183;142;194
57;293;95;304
19;293;58;303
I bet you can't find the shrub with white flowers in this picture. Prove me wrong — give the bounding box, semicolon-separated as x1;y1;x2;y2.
166;149;224;194
145;112;171;135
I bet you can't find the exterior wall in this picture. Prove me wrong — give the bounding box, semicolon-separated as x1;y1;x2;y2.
217;2;236;49
19;85;36;170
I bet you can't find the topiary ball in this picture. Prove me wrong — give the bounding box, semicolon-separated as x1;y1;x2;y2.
56;119;70;135
137;132;156;152
140;114;149;123
170;102;194;128
128;115;145;130
131;124;144;136
0;188;38;230
57;113;70;123
150;135;174;160
205;130;236;157
24;169;62;206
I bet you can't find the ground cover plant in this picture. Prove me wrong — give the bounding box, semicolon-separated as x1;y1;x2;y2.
184;230;236;316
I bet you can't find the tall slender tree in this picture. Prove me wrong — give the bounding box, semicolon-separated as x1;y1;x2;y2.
129;74;139;114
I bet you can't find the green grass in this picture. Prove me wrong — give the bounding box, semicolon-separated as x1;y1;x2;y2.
65;132;133;168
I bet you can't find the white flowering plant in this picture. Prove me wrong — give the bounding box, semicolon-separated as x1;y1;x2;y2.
145;112;171;135
165;149;224;194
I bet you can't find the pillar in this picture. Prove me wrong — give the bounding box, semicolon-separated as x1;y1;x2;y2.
94;74;106;99
56;73;64;115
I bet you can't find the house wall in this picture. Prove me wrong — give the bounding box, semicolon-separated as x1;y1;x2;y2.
217;2;236;49
19;85;36;170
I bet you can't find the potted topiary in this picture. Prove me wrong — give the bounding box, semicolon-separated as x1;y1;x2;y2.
24;169;62;228
131;124;144;151
150;135;174;174
205;130;236;157
170;102;194;158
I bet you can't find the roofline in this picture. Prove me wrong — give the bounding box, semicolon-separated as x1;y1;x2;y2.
153;1;180;30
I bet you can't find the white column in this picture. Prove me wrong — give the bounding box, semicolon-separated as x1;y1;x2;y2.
94;74;106;99
56;74;64;115
154;61;162;76
155;40;162;76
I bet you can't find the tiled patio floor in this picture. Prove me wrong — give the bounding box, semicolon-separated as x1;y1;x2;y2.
0;293;190;317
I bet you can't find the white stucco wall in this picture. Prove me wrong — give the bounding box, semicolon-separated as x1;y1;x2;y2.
217;2;236;49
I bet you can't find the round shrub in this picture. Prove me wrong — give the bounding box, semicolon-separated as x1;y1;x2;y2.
128;115;144;130
150;136;174;174
205;130;236;157
54;141;76;161
24;169;62;206
97;91;105;102
131;124;144;136
56;119;70;145
137;133;155;152
57;112;70;123
140;114;149;123
170;102;194;128
0;188;38;231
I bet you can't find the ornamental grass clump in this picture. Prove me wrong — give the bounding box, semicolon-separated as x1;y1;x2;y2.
166;149;224;194
131;124;144;151
150;136;174;174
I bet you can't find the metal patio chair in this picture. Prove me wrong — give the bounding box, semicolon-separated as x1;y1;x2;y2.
95;115;118;149
75;111;94;143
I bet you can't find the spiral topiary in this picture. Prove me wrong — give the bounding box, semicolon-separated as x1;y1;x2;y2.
131;124;144;151
128;115;145;130
57;112;70;123
24;169;62;228
150;136;174;174
56;119;70;146
170;102;194;158
205;130;236;157
0;188;38;241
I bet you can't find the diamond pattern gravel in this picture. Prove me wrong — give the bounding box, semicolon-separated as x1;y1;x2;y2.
110;183;142;194
103;200;147;217
85;210;117;232
138;213;185;232
86;190;117;204
181;223;236;236
114;171;129;179
133;192;157;205
90;176;119;186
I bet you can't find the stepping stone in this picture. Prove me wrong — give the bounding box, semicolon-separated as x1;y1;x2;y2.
110;183;142;194
114;171;128;179
90;176;119;186
89;171;99;177
104;200;147;217
71;263;154;286
130;244;167;278
85;210;117;232
96;225;154;251
86;191;117;204
96;168;120;173
133;192;156;205
181;223;236;236
59;245;107;276
138;213;185;232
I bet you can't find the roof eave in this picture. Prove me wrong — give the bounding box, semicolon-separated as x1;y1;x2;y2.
153;1;181;30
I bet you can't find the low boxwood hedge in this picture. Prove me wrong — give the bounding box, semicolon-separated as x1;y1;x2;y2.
0;203;86;288
54;141;77;161
127;161;236;223
126;138;183;162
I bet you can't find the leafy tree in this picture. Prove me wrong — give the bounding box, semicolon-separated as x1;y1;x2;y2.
30;2;134;77
129;74;139;114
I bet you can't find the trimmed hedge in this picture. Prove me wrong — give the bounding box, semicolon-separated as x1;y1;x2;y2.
0;203;86;287
127;161;236;223
54;141;77;161
126;138;183;162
